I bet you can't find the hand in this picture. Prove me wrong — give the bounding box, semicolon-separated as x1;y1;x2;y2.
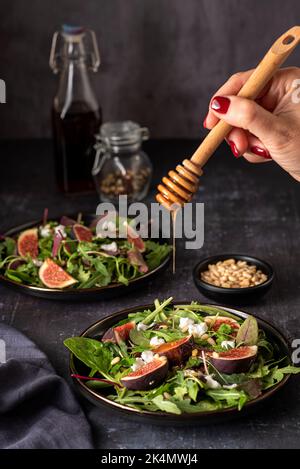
204;67;300;182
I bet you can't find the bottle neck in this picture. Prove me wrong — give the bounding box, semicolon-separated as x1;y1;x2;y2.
54;41;99;116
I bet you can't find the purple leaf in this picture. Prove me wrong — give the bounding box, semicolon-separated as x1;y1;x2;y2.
60;215;77;226
127;247;149;273
52;230;63;257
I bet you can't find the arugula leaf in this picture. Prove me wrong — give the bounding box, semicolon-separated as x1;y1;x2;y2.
145;241;172;271
143;297;173;325
186;379;199;402
152;395;181;415
262;365;300;390
175;398;220;413
207;388;249;410
0;237;16;258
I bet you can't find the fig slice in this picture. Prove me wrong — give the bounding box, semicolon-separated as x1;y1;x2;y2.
207;345;258;374
102;321;135;345
17;228;39;258
153;335;193;365
39;258;77;289
206;316;240;337
72;224;93;242
121;357;168;390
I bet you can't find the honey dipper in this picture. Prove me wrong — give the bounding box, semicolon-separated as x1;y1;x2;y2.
156;26;300;209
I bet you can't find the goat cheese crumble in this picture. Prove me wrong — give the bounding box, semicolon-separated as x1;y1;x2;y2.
150;336;165;347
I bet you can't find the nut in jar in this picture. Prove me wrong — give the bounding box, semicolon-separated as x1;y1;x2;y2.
92;121;152;203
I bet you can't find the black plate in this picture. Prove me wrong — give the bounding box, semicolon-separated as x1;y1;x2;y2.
1;214;171;300
193;254;274;305
70;302;291;424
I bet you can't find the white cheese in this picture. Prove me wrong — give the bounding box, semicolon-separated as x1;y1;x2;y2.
188;322;208;338
179;317;194;332
221;340;235;350
205;375;221;389
223;384;238;389
150;336;165;347
137;322;148;331
54;224;67;238
39;224;52;238
100;241;118;253
131;357;144;372
32;259;43;267
141;350;155;363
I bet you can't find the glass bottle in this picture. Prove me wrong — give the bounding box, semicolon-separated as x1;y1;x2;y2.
49;25;102;193
92;121;152;203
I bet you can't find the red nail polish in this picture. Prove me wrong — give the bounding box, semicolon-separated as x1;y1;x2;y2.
211;96;231;114
250;146;272;159
203;116;208;128
228;140;240;158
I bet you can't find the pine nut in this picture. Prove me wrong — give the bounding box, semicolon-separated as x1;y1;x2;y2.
200;259;268;289
111;356;120;365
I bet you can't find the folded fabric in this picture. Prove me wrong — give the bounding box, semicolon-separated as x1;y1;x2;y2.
0;322;93;449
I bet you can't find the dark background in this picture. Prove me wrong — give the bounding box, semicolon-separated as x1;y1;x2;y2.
1;0;300;139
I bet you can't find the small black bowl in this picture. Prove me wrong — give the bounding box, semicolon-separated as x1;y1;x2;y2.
193;254;274;305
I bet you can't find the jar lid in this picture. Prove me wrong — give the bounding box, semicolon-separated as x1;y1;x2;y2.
99;121;149;149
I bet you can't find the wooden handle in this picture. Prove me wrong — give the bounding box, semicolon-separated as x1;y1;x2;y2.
191;26;300;167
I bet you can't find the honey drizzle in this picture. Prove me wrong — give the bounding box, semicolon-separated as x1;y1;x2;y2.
171;206;180;274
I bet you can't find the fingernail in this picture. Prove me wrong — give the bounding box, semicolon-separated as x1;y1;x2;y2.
203;116;208;128
211;96;231;114
250;146;272;159
228;140;240;158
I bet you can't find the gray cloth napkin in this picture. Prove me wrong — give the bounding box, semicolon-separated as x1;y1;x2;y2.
0;322;93;449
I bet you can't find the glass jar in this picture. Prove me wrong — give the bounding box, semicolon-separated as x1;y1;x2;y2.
92;121;152;203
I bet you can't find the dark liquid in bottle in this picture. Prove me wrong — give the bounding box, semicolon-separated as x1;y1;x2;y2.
52;102;102;193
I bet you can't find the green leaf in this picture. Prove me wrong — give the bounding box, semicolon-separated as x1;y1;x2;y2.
175;398;220;413
145;241;172;271
174;385;188;400
129;328;150;347
64;337;113;379
186;379;199;402
143;297;173;325
77;265;90;283
152;395;181;415
236;316;258;346
262;365;300;390
3;237;16;256
207;388;248;404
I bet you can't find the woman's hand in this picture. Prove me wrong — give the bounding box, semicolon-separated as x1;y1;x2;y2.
204;67;300;182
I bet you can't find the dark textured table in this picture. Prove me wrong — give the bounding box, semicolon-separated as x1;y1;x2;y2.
1;139;300;449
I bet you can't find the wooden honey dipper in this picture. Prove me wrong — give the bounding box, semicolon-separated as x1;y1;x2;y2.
157;26;300;209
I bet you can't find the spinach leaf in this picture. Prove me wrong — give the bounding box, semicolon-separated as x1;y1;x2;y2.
64;337;114;379
129;328;150;347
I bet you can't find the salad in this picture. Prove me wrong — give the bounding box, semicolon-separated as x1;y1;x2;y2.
65;298;300;415
0;213;171;289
